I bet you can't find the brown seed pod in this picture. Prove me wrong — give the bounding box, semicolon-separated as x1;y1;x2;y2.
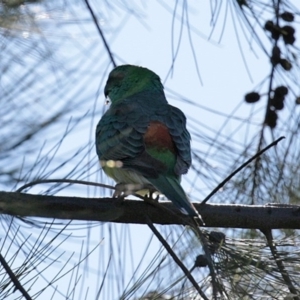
281;12;294;22
265;109;278;128
271;27;281;40
280;59;292;71
274;86;288;97
271;46;281;65
281;25;296;45
194;255;208;268
270;97;284;110
245;92;260;103
264;21;281;40
264;20;274;31
282;25;295;35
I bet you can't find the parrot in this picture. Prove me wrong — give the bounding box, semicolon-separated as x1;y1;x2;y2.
95;64;202;222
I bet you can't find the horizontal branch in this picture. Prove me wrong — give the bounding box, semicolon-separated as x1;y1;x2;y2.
0;191;299;229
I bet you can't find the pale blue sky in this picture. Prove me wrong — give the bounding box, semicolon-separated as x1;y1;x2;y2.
1;0;299;299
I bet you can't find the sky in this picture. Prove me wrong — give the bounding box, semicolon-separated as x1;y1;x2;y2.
1;0;299;299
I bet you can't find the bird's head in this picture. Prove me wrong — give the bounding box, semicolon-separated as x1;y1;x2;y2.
104;65;164;104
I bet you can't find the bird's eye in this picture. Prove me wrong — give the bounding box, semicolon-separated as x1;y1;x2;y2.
105;96;111;105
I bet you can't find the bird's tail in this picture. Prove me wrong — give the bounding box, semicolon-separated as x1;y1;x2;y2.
148;175;203;223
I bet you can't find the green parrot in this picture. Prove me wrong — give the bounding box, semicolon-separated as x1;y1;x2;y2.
96;65;202;221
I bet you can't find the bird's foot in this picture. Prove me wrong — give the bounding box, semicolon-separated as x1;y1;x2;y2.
112;183;127;203
143;187;159;202
113;183;146;200
113;183;125;197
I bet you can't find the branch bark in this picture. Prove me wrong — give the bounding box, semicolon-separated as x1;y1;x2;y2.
0;191;299;229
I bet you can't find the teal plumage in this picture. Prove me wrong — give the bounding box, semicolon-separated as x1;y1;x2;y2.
96;65;201;219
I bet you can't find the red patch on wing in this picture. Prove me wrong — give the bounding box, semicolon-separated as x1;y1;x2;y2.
144;121;176;153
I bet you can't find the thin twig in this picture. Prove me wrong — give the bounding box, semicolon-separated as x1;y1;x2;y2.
84;0;117;67
201;136;285;205
146;216;209;300
188;220;220;299
16;178;115;193
261;229;299;300
0;253;32;300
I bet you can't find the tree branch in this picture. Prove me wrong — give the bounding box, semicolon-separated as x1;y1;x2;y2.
0;191;299;229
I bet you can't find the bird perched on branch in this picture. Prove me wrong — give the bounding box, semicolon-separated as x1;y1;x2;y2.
96;64;202;223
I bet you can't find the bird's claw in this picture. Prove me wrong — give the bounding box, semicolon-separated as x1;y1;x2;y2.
113;183;124;197
113;183;159;204
112;183;127;203
143;188;159;202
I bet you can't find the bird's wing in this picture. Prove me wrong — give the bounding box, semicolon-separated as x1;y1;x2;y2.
96;100;167;178
139;105;195;216
155;105;191;175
